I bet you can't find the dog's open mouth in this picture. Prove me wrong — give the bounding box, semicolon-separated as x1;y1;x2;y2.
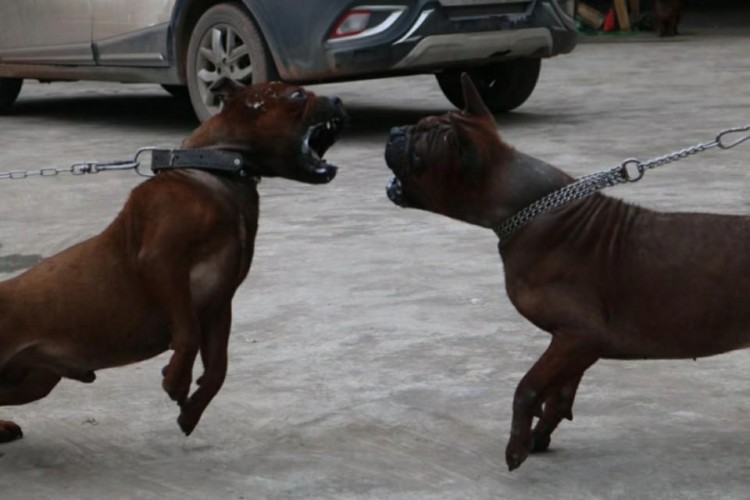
301;117;345;183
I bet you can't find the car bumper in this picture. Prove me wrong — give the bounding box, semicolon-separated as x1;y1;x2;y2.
321;0;577;79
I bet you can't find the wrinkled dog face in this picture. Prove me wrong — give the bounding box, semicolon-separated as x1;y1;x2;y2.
385;74;509;226
185;80;347;184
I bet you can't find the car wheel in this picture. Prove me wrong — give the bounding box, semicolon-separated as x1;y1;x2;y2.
0;78;23;114
186;3;275;122
436;58;541;113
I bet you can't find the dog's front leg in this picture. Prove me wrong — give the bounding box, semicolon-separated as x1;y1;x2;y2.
506;337;598;471
529;373;585;453
139;249;201;406
177;305;232;436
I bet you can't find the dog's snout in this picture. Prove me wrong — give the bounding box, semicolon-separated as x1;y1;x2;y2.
389;126;409;139
385;126;411;176
386;126;410;156
325;95;346;119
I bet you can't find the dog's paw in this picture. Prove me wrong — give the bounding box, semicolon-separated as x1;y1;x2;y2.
0;421;23;443
73;371;96;384
505;438;531;471
177;403;200;436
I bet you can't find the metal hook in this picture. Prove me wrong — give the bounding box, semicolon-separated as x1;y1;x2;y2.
133;147;159;177
716;125;750;150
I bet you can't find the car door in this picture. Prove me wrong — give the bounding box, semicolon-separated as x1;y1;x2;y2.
0;0;94;65
92;0;175;67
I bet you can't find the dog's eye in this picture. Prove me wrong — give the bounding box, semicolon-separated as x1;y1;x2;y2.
288;90;306;101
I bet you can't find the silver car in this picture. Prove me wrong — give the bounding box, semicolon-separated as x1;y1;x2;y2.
0;0;577;121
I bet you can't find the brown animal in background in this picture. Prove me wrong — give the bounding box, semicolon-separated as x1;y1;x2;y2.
655;0;681;36
385;74;749;471
0;81;345;443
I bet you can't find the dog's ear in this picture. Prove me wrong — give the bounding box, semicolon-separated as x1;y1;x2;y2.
460;73;493;120
209;77;245;104
449;113;484;181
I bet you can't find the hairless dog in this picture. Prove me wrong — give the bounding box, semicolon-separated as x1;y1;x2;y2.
385;74;749;470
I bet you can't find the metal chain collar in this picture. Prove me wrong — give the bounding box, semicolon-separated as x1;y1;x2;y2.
496;125;750;246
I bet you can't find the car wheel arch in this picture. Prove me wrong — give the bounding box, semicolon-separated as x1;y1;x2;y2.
170;0;284;84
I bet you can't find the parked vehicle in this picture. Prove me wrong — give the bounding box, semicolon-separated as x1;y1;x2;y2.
0;0;577;121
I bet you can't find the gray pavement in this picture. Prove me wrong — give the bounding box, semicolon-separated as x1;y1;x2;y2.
0;35;749;500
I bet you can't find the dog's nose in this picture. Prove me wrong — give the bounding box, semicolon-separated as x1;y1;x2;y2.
387;127;409;153
328;96;345;117
389;126;408;138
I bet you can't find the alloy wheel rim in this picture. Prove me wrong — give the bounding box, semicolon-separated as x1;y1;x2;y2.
195;24;253;115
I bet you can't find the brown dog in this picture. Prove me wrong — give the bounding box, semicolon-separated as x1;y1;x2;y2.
0;81;345;442
385;74;749;471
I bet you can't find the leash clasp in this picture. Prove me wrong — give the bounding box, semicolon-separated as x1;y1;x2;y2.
716;125;750;150
70;161;101;175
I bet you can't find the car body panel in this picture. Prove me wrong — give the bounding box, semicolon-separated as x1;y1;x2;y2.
92;0;175;66
0;0;94;65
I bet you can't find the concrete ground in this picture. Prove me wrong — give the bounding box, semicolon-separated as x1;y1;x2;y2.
0;35;748;500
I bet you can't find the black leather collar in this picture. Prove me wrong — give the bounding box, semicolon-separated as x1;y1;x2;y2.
151;149;247;175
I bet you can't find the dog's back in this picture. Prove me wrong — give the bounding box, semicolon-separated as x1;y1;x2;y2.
503;195;750;360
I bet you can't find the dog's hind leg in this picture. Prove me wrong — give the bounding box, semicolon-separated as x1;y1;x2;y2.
529;372;585;453
505;337;598;470
176;305;231;436
0;368;61;443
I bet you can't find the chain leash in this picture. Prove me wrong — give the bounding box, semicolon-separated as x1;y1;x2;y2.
0;147;160;180
497;125;750;246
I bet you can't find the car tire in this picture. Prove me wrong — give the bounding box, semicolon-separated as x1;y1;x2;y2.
186;3;276;122
0;78;23;114
436;58;541;113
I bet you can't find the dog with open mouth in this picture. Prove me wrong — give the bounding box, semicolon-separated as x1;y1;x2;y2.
385;73;749;471
0;80;346;442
